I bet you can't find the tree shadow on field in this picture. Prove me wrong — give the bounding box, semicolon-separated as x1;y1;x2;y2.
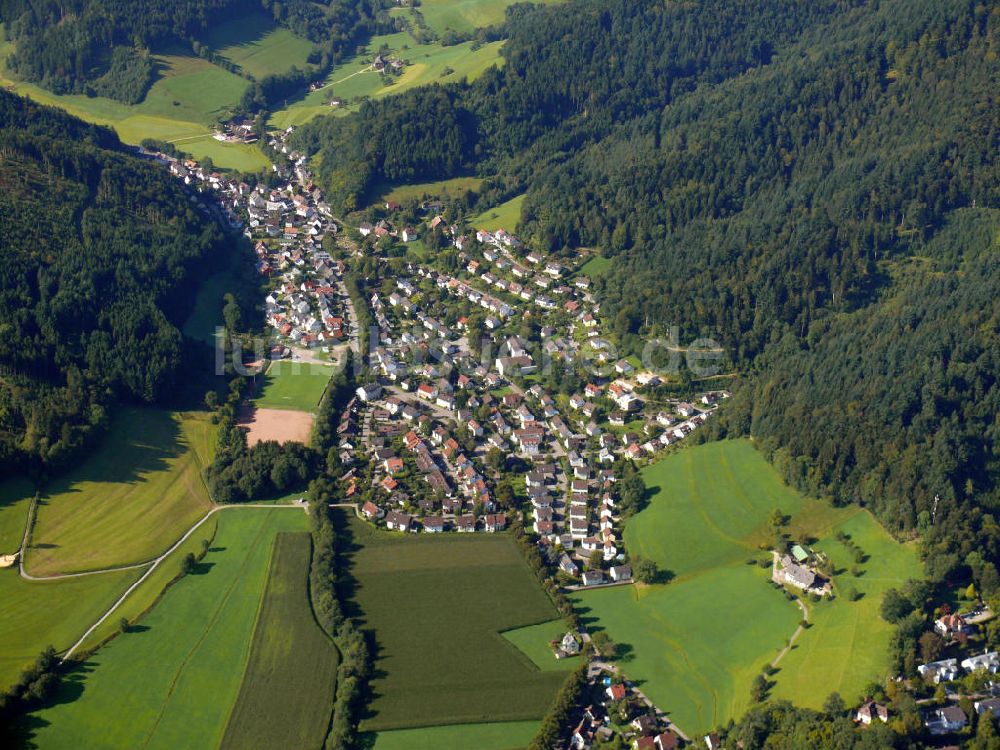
189;561;215;575
616;642;636;663
329;507;386;727
16;660;99;747
37;408;186;499
574;605;601;629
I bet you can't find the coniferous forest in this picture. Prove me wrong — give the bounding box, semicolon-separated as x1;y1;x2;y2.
0;89;232;474
293;0;1000;591
0;0;377;104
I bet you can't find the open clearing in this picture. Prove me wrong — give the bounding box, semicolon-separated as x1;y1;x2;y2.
577;254;612;279
390;0;565;36
238;405;314;446
0;34;266;171
502;618;583;672
254;360;333;412
28;408;217;576
474;194;525;232
268;31;504;129
341;512;570;732
768;509;919;708
0;477;33;553
27;509;309;750
369;720;539;750
201;12;314;79
0;566;139;691
378;175;484;205
573;440;918;735
221;532;338;750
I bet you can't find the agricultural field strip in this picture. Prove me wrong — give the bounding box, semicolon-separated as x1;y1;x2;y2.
58;504;308;660
219;532;339;749
138;515;277;746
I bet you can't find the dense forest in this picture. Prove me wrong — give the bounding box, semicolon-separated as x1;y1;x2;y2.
294;0;1000;589
0;0;378;103
0;89;232;473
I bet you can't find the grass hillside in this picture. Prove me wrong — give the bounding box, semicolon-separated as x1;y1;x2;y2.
573;440;918;735
473;194;525;232
0;477;33;554
268;31;504;129
201;13;314;79
391;0;565;36
343;514;569;733
28;409;217;576
27;509;309;750
220;532;339;750
0;31;265;171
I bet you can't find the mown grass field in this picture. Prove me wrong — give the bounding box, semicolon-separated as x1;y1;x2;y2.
577;254;612;279
0;567;139;691
201;12;314;79
268;32;504;129
391;0;565;35
379;175;484;205
0;477;33;553
573;439;918;735
768;510;918;708
221;532;338;750
28;408;217;576
343;515;569;732
369;720;539;750
501;619;582;672
75;515;220;655
182;269;241;345
0;31;267;171
474;194;525;232
255;360;333;412
28;509;310;750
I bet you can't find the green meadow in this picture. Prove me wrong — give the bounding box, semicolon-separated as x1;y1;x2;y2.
768;509;919;708
573;440;918;735
474;194;525;232
379;175;484;205
201;13;314;79
342;514;570;732
268;32;504;129
0;477;33;553
502;618;583;672
255;360;334;412
75;515;220;655
0;32;267;171
0;567;139;690
370;720;540;750
577;254;612;279
28;408;217;576
183;268;245;345
391;0;566;36
221;532;339;750
27;509;310;750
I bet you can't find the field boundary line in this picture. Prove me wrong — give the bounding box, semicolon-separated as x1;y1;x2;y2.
138;513;275;749
61;503;307;661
